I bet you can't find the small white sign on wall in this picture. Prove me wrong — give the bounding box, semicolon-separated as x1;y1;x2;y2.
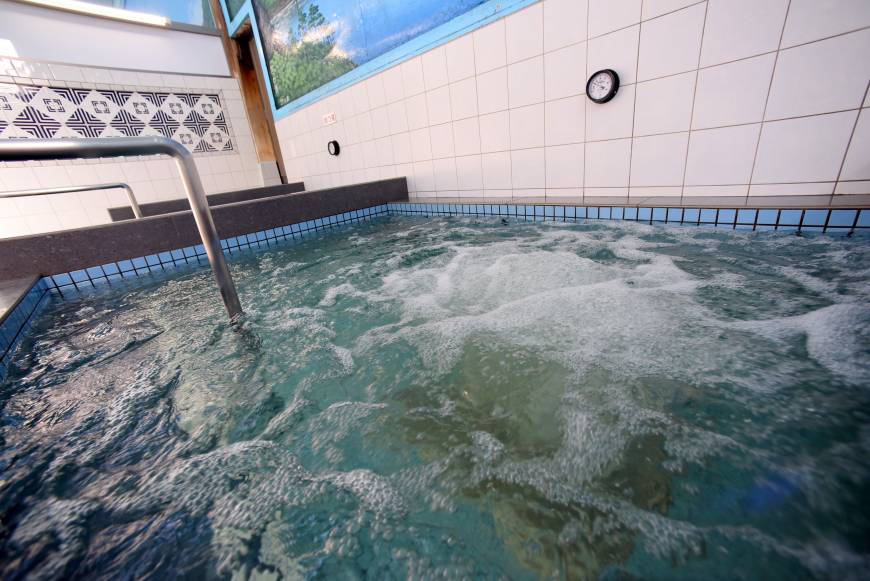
322;112;337;125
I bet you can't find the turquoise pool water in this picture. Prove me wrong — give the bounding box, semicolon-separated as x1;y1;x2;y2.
1;215;869;579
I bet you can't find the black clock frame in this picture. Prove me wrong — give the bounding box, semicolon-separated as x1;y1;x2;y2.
586;69;620;104
327;140;341;156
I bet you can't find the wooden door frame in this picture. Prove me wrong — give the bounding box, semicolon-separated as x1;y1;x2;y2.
208;0;287;184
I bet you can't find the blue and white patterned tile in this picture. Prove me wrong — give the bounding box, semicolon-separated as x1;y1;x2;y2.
0;82;234;154
29;86;77;124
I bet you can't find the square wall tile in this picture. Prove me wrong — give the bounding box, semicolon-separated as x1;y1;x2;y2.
508;56;545;108
585;138;632;186
422;47;449;89
546;143;584;187
506;3;544;64
371;106;390;139
383;66;405;103
453;117;482;156
588;0;642;37
450;77;478;120
392;132;413;164
510;103;545;149
511;147;546;188
410;127;433;162
781;0;870;48
430;123;456;159
412;160;436;191
482;151;513;189
587;25;640;85
634;71;695;136
426;86;452;125
545;42;587;101
835;180;870;195
480;111;511;152
401;57;426;97
841;110;870;181
701;0;789;67
387;101;408;134
474;20;507;73
545;95;585;145
405;93;429;130
445;35;476;82
586;84;635;141
630;132;689;186
367;75;387;109
638;3;705;82
433;157;459;191
1;166;39;189
765;30;870;120
477;67;509;115
376;136;394;165
544;0;588;52
685;124;760;185
692;54;775;129
753;111;857;183
456;154;484;190
642;0;700;20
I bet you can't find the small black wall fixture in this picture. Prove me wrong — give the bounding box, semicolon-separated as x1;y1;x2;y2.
586;69;620;104
327;140;341;156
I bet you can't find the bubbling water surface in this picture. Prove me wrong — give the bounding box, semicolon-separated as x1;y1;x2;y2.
1;216;869;579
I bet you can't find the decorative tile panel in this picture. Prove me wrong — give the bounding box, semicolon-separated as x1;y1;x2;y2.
0;83;233;153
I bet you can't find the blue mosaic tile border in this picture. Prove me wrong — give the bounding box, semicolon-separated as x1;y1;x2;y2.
0;278;51;379
386;203;869;235
42;204;391;296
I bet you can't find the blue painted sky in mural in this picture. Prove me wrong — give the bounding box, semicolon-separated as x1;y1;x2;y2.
265;0;487;64
324;0;487;64
230;0;488;108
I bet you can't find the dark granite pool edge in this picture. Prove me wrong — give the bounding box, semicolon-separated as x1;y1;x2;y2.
0;178;408;281
107;182;307;221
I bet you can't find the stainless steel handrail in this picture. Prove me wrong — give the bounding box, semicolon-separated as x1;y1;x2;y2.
0;137;243;321
0;182;144;219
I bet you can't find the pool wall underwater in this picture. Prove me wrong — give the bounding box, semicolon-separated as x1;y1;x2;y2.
1;200;869;381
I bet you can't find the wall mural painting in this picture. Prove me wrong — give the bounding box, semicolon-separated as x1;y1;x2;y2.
229;0;487;109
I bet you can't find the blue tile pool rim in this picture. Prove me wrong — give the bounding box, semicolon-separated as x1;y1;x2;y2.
0;278;51;379
389;203;868;234
1;202;868;381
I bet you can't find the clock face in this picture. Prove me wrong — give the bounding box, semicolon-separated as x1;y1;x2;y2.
327;140;340;156
586;69;620;104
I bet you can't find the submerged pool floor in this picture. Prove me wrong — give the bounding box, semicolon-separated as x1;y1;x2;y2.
1;216;869;579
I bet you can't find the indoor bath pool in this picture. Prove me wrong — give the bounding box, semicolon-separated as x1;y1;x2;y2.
1;216;869;579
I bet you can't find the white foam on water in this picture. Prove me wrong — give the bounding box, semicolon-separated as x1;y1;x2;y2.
325;469;407;515
4;216;869;579
730;302;870;385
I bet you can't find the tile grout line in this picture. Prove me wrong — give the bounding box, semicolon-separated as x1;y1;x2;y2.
472;28;488;200
582;0;591;204
503;12;514;200
746;0;792;204
296;103;870;179
627;0;645;201
831;80;870;204
680;0;709;204
280;8;870;203
541;4;548;200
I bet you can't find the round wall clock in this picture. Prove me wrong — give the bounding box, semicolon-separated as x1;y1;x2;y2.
586;69;620;104
327;140;341;156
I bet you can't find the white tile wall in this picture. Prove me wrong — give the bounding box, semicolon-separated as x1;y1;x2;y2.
0;61;264;238
276;0;870;202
